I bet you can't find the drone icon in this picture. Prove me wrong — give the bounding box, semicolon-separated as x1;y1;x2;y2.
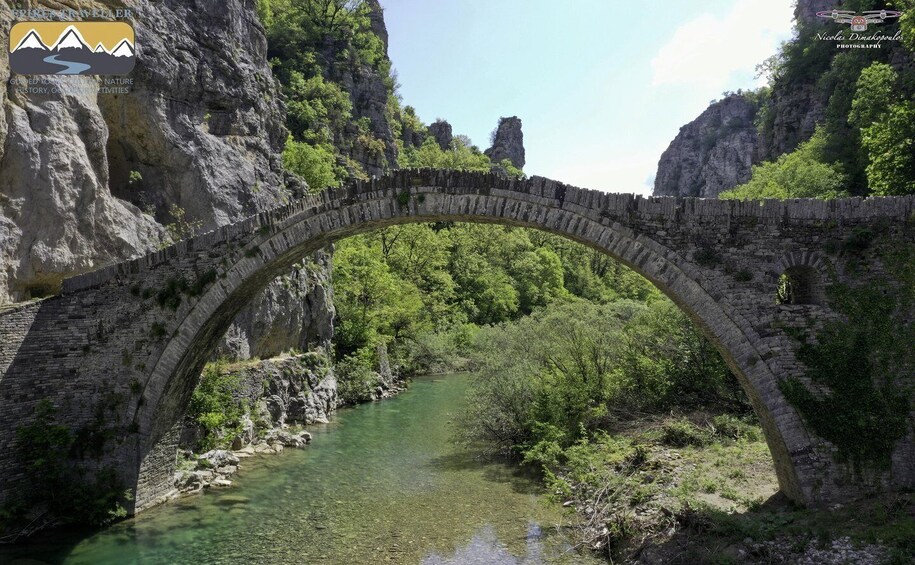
816;9;902;32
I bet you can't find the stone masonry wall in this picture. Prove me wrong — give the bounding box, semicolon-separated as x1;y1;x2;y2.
0;170;912;516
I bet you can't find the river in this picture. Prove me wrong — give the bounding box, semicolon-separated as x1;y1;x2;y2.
3;374;604;564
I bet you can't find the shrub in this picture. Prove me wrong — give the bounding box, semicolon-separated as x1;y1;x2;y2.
282;136;340;192
721;128;849;200
660;419;713;447
11;401;131;528
188;362;245;451
335;350;381;405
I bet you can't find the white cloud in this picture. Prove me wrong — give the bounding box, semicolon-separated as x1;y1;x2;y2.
651;0;794;90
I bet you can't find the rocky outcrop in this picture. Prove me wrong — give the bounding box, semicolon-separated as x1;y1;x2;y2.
756;84;826;163
0;0;334;359
217;251;334;360
652;0;847;196
485;116;525;169
365;0;389;54
0;2;165;302
100;0;290;231
317;0;398;177
654;94;760;198
180;351;337;453
428;120;453;150
794;0;847;28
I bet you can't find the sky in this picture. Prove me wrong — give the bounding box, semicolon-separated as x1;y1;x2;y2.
383;0;796;195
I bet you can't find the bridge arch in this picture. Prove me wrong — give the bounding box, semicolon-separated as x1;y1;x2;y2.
125;170;823;510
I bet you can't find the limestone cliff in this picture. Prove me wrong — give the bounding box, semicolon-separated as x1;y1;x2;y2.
0;0;333;355
653;94;761;198
485;116;525;169
428;119;453;150
653;0;907;198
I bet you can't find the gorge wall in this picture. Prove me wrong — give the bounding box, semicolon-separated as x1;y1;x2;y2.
0;0;333;357
653;0;911;198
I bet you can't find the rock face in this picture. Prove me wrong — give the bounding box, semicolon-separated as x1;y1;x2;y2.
217;251;335;360
100;0;290;232
0;2;165;302
654;94;760;198
428;120;453;150
485;116;525;169
365;0;389;54
179;351;338;452
318;0;399;177
653;0;891;197
0;0;334;358
238;350;337;429
794;0;847;28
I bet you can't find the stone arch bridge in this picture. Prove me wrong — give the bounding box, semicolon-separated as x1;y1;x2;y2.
0;170;912;514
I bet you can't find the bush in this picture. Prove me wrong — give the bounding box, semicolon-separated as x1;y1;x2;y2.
282;136;340;192
454;299;743;457
660;419;714;447
10;401;131;529
403;324;477;375
721;128;848;200
188;361;245;451
335;350;381;405
711;414;761;442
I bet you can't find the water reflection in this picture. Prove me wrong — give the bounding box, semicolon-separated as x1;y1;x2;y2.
422;524;554;564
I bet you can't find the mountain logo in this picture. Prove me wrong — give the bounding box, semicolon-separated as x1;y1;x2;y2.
816;9;902;31
9;22;135;76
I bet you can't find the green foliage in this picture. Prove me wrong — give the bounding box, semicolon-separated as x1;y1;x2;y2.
399;136;492;172
661;418;713;447
509;247;566;312
189;362;246;451
780;246;914;470
333;236;424;357
721;129;848;200
753;7;911;195
849;63;898;131
334;223;663;378
335;349;382;404
454;299;743;456
263;0;395;176
11;401;130;528
497;158;525;179
160;204;202;248
282;136;340;191
156;276;188;310
861;101;915;196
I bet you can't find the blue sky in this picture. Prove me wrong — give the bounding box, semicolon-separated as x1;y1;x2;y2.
383;0;795;194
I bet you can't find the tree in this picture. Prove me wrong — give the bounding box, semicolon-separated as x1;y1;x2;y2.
849;63;898;131
332;238;424;356
282;137;340;191
720;128;848;200
510;247;566;313
861;101;915;195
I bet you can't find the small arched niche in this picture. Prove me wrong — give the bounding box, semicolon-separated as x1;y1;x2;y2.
775;265;824;305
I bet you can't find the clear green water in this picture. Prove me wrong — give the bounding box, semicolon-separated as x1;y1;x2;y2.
3;374;603;564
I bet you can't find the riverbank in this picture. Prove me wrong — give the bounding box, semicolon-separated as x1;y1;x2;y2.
0;374;603;564
539;411;914;564
173;349;408;497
